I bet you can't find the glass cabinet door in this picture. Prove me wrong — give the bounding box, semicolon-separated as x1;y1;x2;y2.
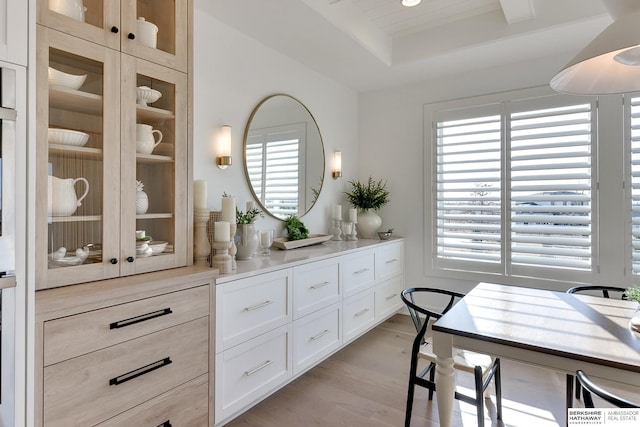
36;27;121;289
37;0;121;50
119;55;188;276
120;0;189;72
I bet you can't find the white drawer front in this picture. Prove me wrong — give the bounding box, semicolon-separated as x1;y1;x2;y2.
342;290;376;343
216;324;291;424
293;303;341;375
217;269;292;352
375;276;404;320
293;259;340;319
376;242;403;281
341;250;375;298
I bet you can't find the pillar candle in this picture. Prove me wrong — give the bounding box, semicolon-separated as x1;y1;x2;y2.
334;204;342;220
246;200;255;212
194;180;207;209
221;196;236;224
349;208;357;222
214;221;230;242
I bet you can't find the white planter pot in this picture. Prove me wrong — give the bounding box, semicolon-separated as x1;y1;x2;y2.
235;223;258;260
356;210;382;239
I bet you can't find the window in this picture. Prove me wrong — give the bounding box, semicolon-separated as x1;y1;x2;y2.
433;93;595;281
628;96;640;276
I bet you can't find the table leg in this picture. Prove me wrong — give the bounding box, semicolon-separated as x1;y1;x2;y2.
433;330;455;427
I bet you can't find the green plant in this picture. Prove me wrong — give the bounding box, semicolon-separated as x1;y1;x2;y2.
625;287;640;303
344;176;390;211
284;215;309;241
236;207;262;224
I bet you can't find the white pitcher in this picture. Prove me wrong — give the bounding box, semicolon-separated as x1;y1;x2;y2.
136;124;163;154
48;176;90;217
48;0;87;22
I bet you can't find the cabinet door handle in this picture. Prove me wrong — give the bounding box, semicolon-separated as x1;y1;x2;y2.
126;256;135;263
309;281;330;290
157;421;171;427
110;258;118;265
109;308;173;329
354;308;370;318
244;360;272;376
111;26;119;33
243;300;273;312
385;258;398;264
354;268;369;275
385;293;399;301
310;329;330;341
128;33;136;40
109;357;172;386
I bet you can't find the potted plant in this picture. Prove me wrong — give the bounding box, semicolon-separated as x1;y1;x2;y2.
283;214;309;241
235;206;261;259
344;176;390;238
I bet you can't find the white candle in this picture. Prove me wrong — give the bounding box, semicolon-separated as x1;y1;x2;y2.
261;230;273;246
246;200;255;212
194;180;207;209
221;196;235;224
334;204;342;220
214;221;230;242
349;208;357;223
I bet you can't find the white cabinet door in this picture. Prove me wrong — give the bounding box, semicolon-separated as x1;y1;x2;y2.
0;0;27;65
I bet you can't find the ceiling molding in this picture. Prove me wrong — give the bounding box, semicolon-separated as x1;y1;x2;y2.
499;0;536;24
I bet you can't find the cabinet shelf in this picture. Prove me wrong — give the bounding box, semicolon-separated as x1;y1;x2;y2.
136;105;175;121
48;215;102;223
49;144;103;158
136;153;174;163
50;86;103;115
136;213;174;220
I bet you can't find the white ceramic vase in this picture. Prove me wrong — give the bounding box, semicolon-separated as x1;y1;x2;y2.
235;223;258;260
136;190;149;214
356;210;382;239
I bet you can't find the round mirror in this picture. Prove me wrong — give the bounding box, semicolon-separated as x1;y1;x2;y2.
243;94;325;220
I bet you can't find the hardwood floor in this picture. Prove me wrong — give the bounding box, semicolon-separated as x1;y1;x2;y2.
224;314;596;426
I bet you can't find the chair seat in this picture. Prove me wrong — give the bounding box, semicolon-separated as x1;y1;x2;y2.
418;336;496;376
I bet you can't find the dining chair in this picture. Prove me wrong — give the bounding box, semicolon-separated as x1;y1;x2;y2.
400;287;502;427
576;370;639;408
565;285;627;407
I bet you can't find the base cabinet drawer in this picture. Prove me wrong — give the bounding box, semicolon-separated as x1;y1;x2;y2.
44;317;209;427
96;374;209;427
343;290;375;343
376;242;404;281
293;303;341;375
215;324;292;424
293;259;340;319
341;250;375;298
375;276;404;320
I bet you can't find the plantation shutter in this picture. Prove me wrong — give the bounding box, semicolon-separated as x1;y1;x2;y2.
434;105;503;272
509;99;594;272
629;96;640;275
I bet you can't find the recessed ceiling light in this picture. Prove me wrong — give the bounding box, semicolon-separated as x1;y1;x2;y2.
402;0;421;7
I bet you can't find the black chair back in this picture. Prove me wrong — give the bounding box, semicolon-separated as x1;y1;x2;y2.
576;370;639;408
567;285;627;299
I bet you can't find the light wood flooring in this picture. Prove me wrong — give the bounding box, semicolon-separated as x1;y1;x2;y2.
224;314;613;426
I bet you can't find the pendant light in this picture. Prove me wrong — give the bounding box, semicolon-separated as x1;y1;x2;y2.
402;0;421;7
550;0;640;95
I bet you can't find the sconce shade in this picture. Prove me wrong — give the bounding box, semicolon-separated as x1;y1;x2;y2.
332;150;342;180
402;0;421;6
217;125;232;169
550;9;640;95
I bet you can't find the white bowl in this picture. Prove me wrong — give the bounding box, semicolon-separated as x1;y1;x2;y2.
48;67;87;90
148;240;168;255
48;128;89;147
136;86;162;106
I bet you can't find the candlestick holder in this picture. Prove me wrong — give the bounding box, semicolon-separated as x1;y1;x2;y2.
343;221;358;241
194;208;211;266
331;218;343;241
211;240;233;274
349;221;358;241
229;222;237;269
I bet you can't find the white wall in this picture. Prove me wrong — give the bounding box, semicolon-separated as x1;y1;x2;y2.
193;3;359;236
358;54;596;293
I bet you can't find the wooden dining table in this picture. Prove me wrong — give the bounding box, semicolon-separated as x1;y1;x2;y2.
431;282;640;427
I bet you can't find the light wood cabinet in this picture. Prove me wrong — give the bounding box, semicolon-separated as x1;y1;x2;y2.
35;2;190;289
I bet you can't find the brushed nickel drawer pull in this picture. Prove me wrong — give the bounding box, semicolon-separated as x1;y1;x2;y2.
109;357;172;386
310;281;330;290
243;300;273;312
385;258;399;264
109;308;173;329
385;293;399;301
354;308;370;318
245;360;272;376
310;329;330;341
157;421;172;427
354;268;369;275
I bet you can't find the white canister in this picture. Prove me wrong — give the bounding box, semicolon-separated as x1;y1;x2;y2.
49;0;87;22
137;17;158;49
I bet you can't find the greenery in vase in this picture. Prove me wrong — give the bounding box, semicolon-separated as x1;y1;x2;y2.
344;176;390;211
284;215;309;241
624;287;640;303
236;207;262;224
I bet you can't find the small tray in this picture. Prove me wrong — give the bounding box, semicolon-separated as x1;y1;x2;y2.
273;234;332;250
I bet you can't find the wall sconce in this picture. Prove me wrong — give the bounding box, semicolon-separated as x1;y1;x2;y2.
332;150;342;179
216;125;232;169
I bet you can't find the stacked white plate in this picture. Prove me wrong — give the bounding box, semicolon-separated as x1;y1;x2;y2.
48;128;89;147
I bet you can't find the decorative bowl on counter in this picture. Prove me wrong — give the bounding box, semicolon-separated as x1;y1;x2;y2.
48;66;87;90
377;229;393;240
136;86;162;106
48;128;89;147
148;240;168;255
